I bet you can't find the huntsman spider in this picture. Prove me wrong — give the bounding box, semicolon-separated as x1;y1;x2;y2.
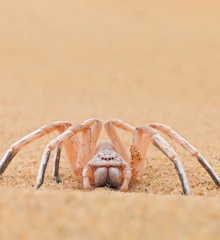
0;119;219;194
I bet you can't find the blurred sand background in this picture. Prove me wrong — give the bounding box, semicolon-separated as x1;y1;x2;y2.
0;0;220;239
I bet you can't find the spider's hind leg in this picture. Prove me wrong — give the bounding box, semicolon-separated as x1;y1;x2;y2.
150;123;220;186
133;126;190;195
0;122;72;176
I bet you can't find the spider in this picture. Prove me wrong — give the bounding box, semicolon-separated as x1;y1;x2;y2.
0;118;219;194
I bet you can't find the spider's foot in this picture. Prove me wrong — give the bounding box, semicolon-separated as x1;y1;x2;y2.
33;184;41;190
54;176;62;183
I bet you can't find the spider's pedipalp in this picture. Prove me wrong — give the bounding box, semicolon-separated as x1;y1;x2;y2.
150;123;220;186
119;166;132;192
82;165;94;190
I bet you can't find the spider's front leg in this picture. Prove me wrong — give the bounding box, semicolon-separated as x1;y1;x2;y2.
34;125;91;189
52;118;102;182
104;120;135;163
104;120;149;177
34;118;103;189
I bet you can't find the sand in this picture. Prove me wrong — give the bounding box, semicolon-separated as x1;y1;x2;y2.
0;0;220;239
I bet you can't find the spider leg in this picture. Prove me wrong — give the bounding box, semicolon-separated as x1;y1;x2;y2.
72;118;102;173
53;143;63;183
34;125;91;189
104;119;151;161
104;120;150;178
134;126;190;195
104;119;135;162
80;119;102;190
133;129;151;159
0;121;73;175
50;118;102;188
150;123;220;186
82;118;102;159
130;127;152;176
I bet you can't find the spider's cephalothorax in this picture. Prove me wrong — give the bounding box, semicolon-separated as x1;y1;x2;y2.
0;118;219;195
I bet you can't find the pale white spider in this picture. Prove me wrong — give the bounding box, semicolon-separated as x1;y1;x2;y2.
0;118;219;194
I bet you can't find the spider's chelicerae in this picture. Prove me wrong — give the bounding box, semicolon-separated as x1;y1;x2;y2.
0;118;219;194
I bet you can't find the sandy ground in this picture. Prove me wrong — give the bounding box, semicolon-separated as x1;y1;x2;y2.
1;0;220;239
